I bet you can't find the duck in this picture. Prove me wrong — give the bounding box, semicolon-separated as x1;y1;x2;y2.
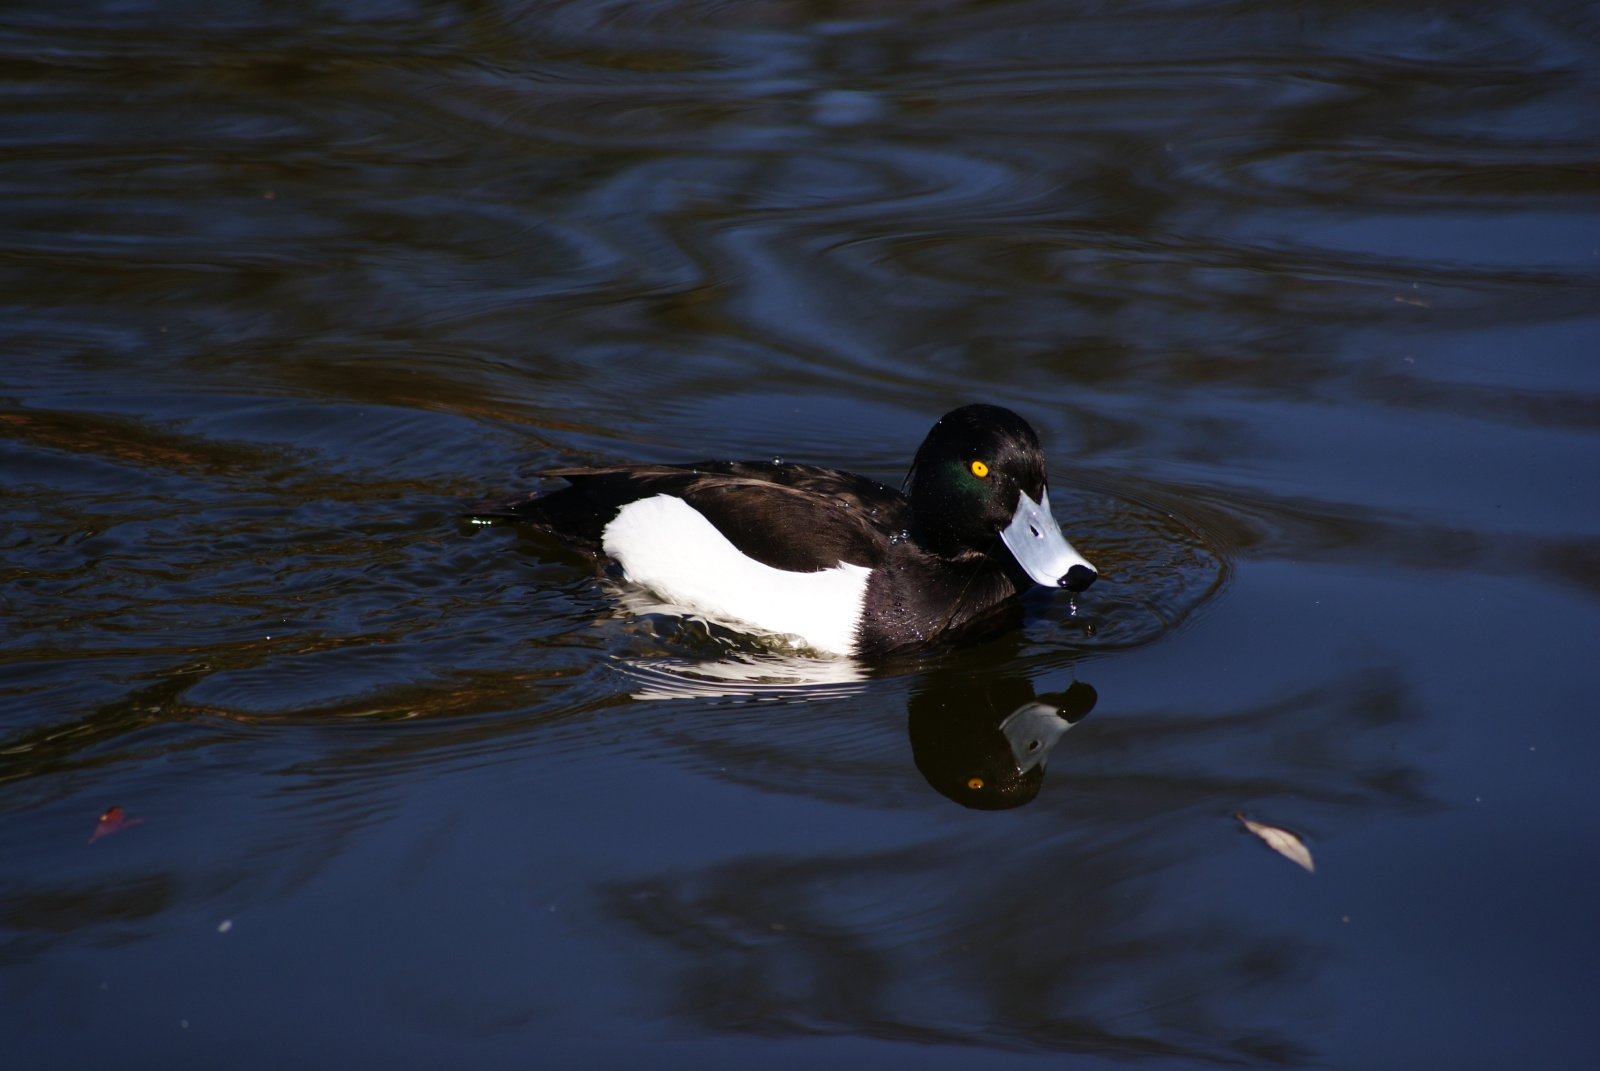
464;403;1096;657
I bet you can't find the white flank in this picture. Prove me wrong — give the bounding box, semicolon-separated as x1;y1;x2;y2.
601;494;870;656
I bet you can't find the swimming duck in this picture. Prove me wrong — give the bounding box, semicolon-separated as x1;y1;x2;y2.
465;404;1096;657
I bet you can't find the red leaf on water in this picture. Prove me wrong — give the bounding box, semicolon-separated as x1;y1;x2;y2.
88;805;144;844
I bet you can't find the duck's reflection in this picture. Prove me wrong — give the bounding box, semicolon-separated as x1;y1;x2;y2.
618;646;1096;810
908;671;1095;810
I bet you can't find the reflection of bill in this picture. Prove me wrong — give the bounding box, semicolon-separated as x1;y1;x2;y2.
908;673;1096;810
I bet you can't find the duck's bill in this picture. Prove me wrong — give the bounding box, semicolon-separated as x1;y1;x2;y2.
1000;489;1097;591
999;701;1076;773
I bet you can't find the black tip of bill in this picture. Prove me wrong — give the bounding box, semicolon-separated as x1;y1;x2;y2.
1060;564;1097;592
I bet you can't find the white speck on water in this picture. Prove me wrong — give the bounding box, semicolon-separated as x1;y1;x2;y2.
180;1020;189;1029
217;919;232;933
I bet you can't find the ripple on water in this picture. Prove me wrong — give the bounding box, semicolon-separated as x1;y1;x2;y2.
1027;479;1230;657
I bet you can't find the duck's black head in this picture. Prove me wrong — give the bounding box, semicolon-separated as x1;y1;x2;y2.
909;404;1097;591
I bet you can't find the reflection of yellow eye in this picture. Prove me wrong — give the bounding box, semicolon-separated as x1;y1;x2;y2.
969;460;989;478
967;777;984;790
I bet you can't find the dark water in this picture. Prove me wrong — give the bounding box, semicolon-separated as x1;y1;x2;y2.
4;1;1599;1066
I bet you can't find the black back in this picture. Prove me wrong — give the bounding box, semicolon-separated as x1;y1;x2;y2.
466;461;910;572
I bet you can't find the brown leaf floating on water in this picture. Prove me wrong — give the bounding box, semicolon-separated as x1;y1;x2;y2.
1235;813;1314;873
88;805;144;844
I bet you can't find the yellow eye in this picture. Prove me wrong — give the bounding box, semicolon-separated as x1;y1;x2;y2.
969;460;989;478
967;777;984;790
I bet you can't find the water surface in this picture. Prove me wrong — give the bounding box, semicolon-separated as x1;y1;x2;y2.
4;1;1599;1067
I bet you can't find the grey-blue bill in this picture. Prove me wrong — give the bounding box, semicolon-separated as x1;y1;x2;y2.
999;489;1097;591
